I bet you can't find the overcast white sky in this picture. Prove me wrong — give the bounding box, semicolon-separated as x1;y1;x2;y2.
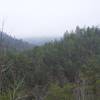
0;0;100;38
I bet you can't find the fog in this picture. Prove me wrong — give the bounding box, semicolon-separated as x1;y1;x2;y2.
0;0;100;38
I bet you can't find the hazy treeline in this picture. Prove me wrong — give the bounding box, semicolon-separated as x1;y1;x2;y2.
0;31;33;53
0;26;100;100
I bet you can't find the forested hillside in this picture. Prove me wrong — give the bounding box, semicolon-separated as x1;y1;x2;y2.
0;32;33;52
0;26;100;100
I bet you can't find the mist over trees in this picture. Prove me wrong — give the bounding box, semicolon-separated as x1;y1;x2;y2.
0;26;100;100
0;32;33;52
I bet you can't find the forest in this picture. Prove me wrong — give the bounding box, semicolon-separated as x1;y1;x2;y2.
0;26;100;100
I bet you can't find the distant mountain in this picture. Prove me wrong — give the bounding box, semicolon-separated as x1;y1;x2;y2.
0;32;33;52
25;37;61;46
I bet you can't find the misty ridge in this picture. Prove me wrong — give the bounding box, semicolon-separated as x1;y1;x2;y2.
0;31;33;51
0;30;60;50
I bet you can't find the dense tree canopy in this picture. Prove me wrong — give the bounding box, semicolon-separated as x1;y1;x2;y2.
0;26;100;100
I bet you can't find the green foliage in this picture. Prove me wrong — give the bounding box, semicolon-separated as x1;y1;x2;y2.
45;83;74;100
0;93;10;100
0;26;100;100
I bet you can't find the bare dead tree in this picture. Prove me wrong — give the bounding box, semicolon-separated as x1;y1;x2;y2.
0;18;6;94
0;19;5;55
